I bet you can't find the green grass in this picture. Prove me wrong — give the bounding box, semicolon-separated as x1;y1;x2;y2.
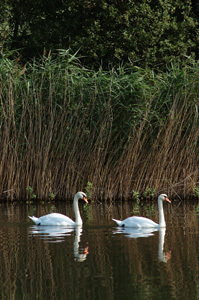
0;52;199;200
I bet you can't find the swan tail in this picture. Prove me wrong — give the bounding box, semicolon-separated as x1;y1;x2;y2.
112;218;123;227
29;216;40;225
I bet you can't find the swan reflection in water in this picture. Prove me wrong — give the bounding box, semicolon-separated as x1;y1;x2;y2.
158;227;171;263
29;226;88;262
113;226;158;238
73;227;89;262
113;227;171;263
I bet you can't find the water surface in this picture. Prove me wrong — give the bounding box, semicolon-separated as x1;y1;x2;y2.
0;199;199;299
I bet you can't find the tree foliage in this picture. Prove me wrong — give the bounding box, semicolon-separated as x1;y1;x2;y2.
1;0;199;68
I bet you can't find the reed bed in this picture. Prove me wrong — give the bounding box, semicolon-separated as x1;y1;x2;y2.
0;52;199;201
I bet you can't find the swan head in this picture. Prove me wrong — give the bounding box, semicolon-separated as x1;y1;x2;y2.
75;191;88;204
158;194;171;203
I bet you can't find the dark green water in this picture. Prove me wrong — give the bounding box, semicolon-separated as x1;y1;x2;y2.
0;199;199;299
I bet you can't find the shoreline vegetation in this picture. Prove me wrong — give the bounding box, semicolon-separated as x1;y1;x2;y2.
1;52;199;201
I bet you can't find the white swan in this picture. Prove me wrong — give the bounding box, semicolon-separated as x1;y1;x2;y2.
29;191;88;226
112;194;171;228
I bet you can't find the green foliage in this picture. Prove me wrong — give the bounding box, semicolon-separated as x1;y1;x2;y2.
143;204;155;217
49;193;55;200
194;203;199;215
83;204;93;221
194;186;199;197
143;188;156;199
26;186;36;199
1;1;199;69
133;188;156;201
85;182;93;200
132;203;140;214
132;191;140;202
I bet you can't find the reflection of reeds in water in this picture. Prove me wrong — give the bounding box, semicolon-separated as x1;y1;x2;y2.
1;57;199;200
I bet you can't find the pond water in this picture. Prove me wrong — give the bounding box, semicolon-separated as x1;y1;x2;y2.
0;198;199;300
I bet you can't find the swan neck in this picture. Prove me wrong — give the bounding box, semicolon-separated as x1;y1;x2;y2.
158;198;166;227
73;195;82;225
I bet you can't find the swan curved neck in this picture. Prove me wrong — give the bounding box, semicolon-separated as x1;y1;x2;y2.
73;195;82;225
158;198;166;227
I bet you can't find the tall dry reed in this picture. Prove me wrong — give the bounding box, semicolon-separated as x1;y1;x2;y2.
0;53;199;200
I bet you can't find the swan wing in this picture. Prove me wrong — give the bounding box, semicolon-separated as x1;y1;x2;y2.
29;216;40;225
122;216;158;228
29;213;75;226
113;216;158;228
112;218;123;226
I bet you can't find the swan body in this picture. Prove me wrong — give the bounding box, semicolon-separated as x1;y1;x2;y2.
112;194;171;228
29;192;88;226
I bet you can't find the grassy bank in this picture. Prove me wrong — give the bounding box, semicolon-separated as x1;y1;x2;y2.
0;52;199;201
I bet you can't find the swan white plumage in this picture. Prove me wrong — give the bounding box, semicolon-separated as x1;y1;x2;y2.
112;194;171;228
29;191;88;226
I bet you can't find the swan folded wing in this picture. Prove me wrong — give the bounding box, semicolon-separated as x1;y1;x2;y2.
29;216;40;225
30;213;75;226
120;216;158;228
112;218;122;226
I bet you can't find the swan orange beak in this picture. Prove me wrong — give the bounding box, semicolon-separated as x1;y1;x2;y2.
83;196;88;204
165;197;171;203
